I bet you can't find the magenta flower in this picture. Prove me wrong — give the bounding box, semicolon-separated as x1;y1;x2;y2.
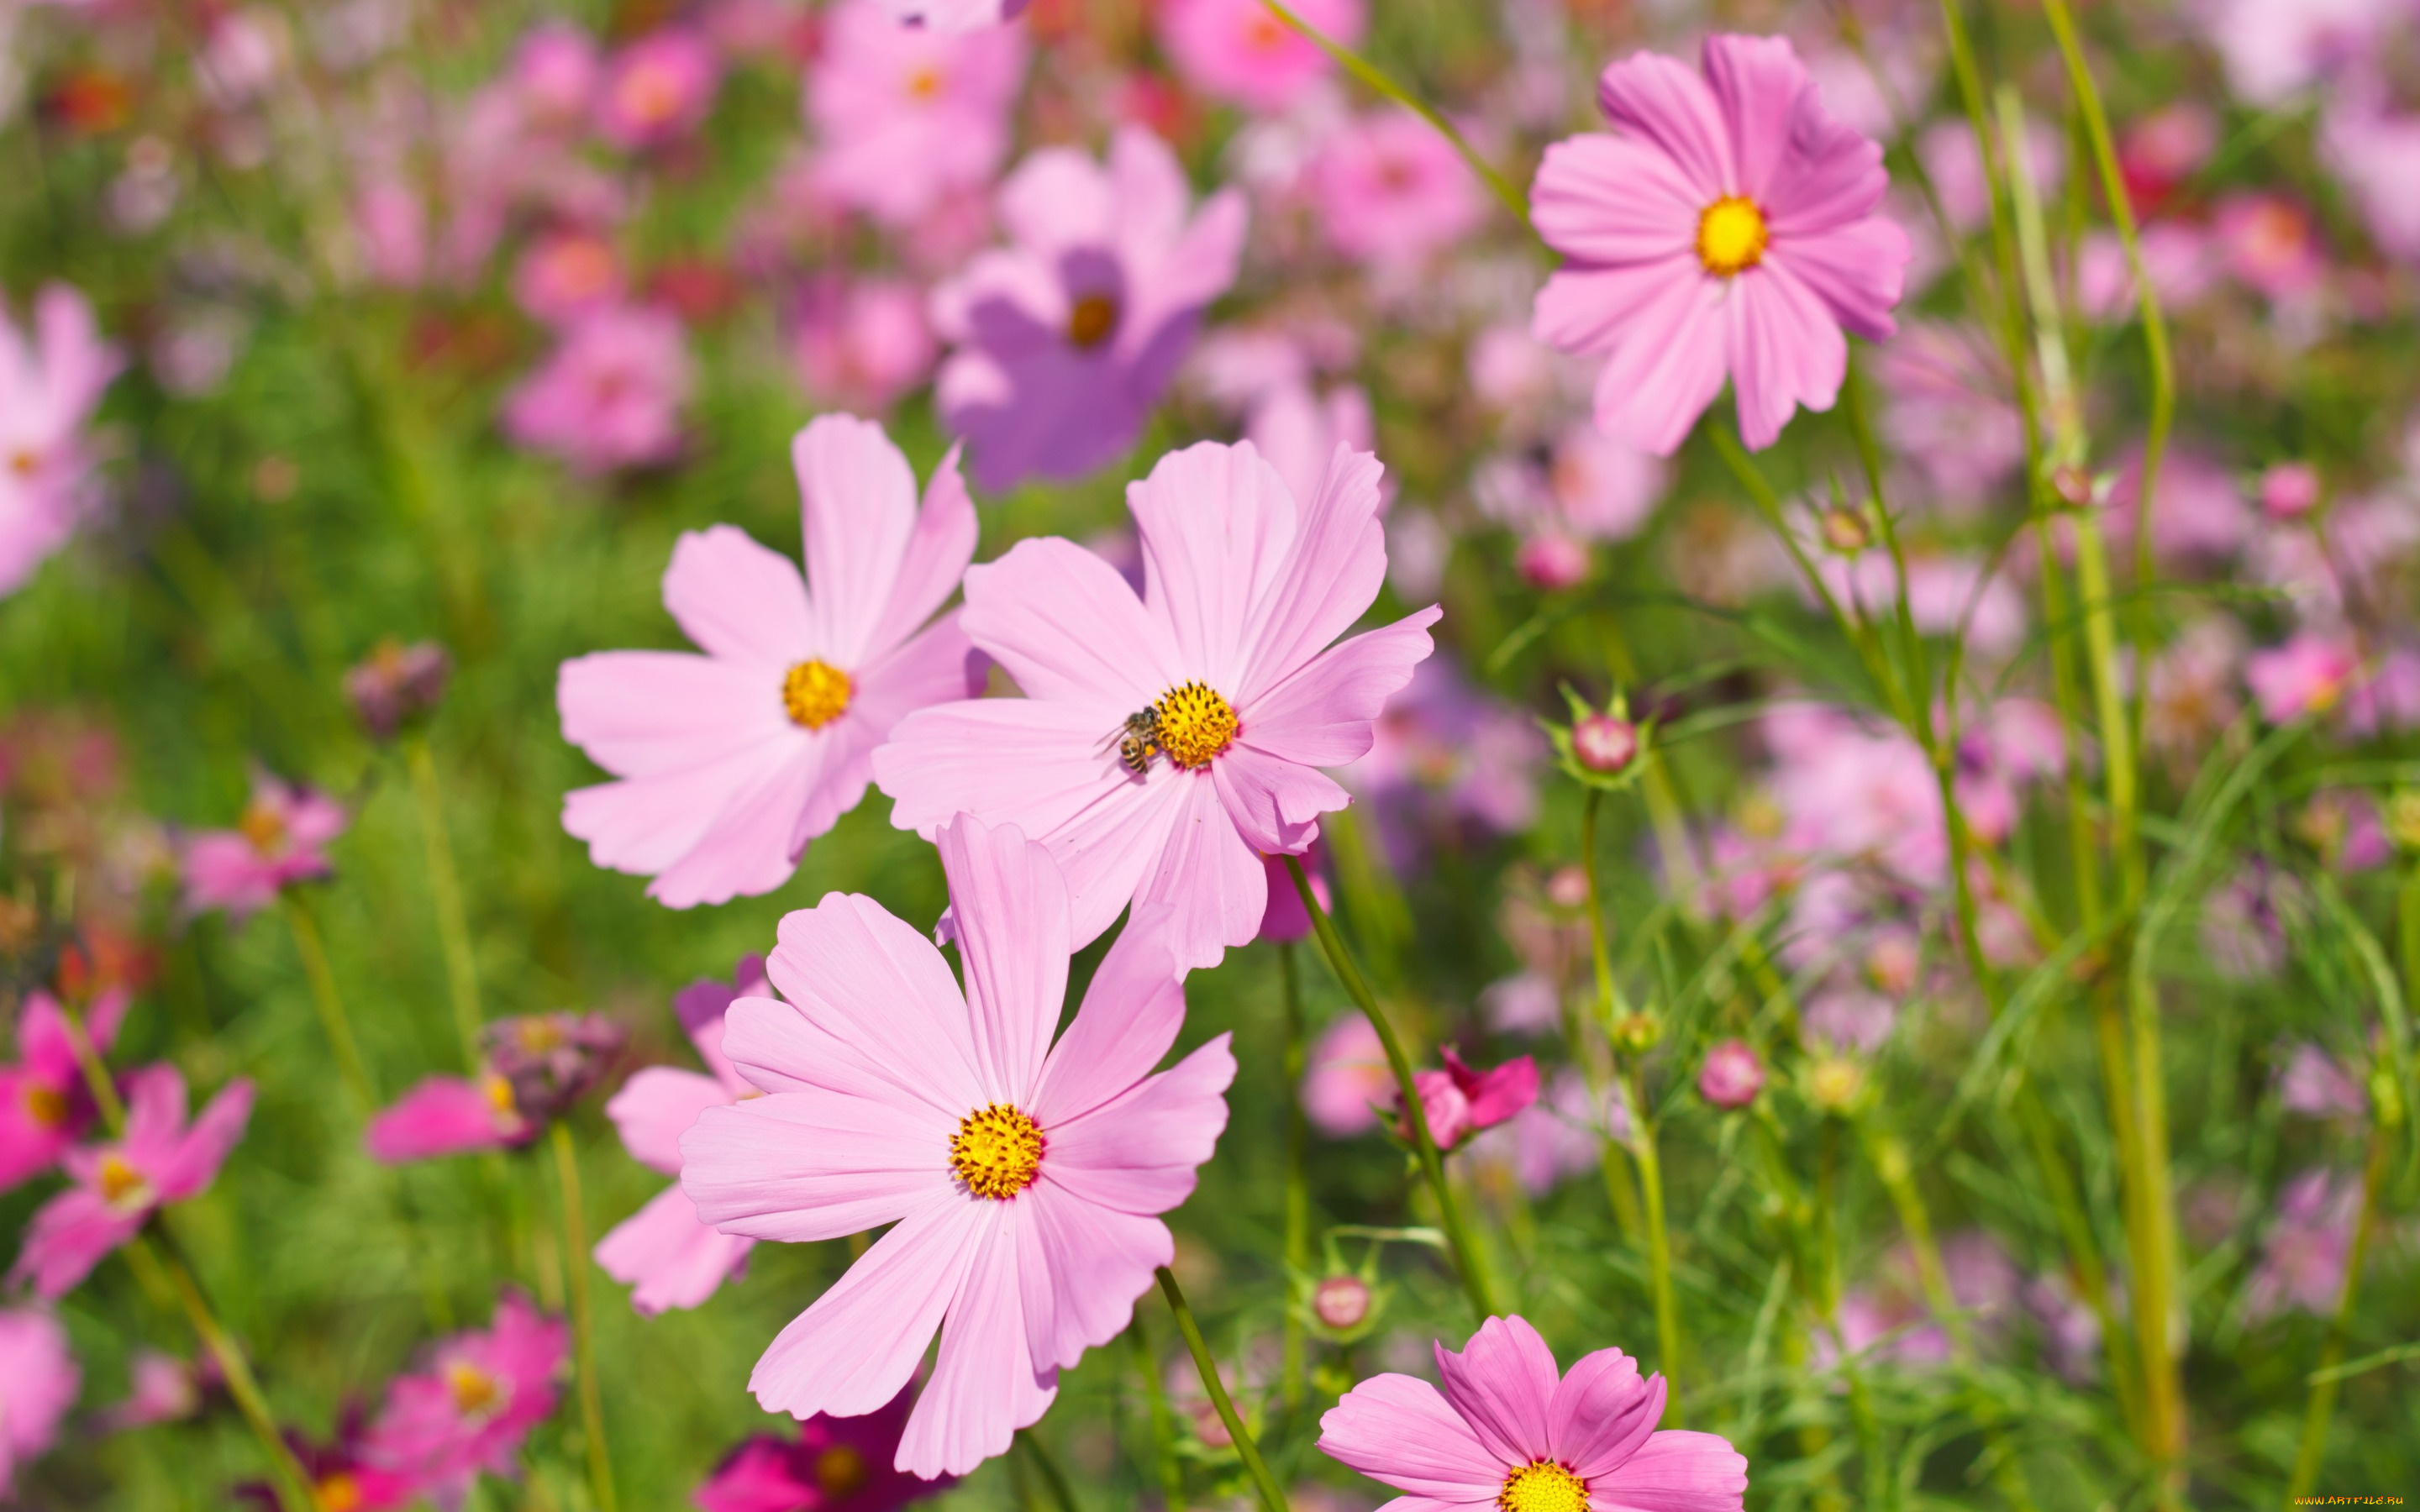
679;816;1235;1476
508;21;602;125
931;129;1248;492
696;1387;946;1512
1530;34;1909;454
808;1;1026;228
181;773;347;921
0;282;123;596
1402;1048;1538;1151
560;415;979;907
1;988;128;1191
362;1292;566;1505
9;1065;255;1300
875;440;1438;969
1320;1315;1747;1512
1159;0;1364;113
366;1074;534;1163
0;1308;78;1497
501;305;693;475
1311;109;1486;271
595;959;765;1315
594;29;720;151
2247;633;2360;723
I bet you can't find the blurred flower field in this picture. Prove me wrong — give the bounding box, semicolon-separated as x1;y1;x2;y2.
2;0;2417;1507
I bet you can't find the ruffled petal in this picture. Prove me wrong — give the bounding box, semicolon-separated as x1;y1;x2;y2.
961;536;1185;711
1588;1430;1749;1512
1134;774;1266;971
557;651;791;778
560;734;799;882
1213;743;1350;854
936;816;1071;1105
1237;607;1442;770
1128;441;1298;691
748;1191;983;1420
897;1204;1059;1477
662;526;814;667
1434;1316;1562;1467
755;898;986;1117
1028;905;1186;1127
1594;50;1733;201
1548;1348;1661;1478
795;414;922;669
1700;34;1808;206
1317;1372;1507;1500
680;1089;950;1242
593;1184;755;1315
1039;1033;1234;1215
154;1078;254;1201
1765;222;1908;344
1235;445;1390;706
863;445;980;663
851;612;985;736
1723;262;1848;451
1529;134;1704;268
1579;268;1729;457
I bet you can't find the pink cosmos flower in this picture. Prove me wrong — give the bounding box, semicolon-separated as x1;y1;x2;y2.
931;129;1249;493
512;231;626;326
1302;1014;1392;1136
559;415;980;907
0;1309;77;1498
2247;633;2360;722
874;440;1439;969
1530;34;1910;454
510;21;602;125
0;282;124;597
1;988;129;1191
2260;461;2323;521
2213;192;2326;303
9;1065;255;1300
1160;0;1364;113
362;1292;566;1505
2278;1042;2366;1120
678;817;1236;1476
1319;1315;1748;1512
808;1;1026;229
594;29;721;151
2246;1171;2360;1320
366;1073;534;1162
792;276;938;414
180;773;347;921
1402;1049;1539;1151
502;305;693;475
696;1387;945;1512
595;959;765;1315
2323;96;2420;265
100;1349;206;1433
1310;109;1485;270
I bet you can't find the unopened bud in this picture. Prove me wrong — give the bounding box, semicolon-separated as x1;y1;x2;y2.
1612;1010;1660;1053
1516;533;1591;591
345;639;451;742
1819;506;1870;554
1544;864;1589;910
1573;713;1638;774
2259;460;2321;521
1697;1038;1765;1109
1312;1274;1370;1330
2051;464;2094;508
1805;1055;1863;1113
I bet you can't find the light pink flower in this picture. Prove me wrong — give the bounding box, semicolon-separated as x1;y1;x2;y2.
2246;1171;2359;1320
1303;1014;1392;1136
0;1309;78;1497
2207;0;2395;107
678;817;1237;1476
2102;446;2254;565
594;29;721;150
9;1065;255;1300
1917;118;2061;235
697;1386;947;1512
502;305;692;475
874;440;1439;969
1160;0;1363;113
2074;223;2219;320
808;1;1026;228
1873;321;2020;511
509;21;602;126
362;1292;566;1505
366;1074;534;1163
2213;192;2326;302
99;1348;203;1433
2278;1042;2366;1119
932;129;1248;492
595;959;765;1315
1320;1315;1747;1512
180;774;347;921
559;414;980;907
2246;633;2359;722
792;276;938;413
2323;97;2420;264
2260;461;2323;520
1530;34;1909;454
1310;109;1485;270
1;988;129;1191
1698;1040;1764;1109
1403;1049;1539;1151
1468;1069;1604;1196
0;282;124;596
512;231;625;326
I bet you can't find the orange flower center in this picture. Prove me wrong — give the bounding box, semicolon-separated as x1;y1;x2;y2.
1066;294;1120;350
24;1083;70;1128
903;65;944;100
314;1473;364;1512
950;1103;1043;1200
8;447;39;477
783;659;854;730
447;1361;508;1420
815;1445;871;1497
239;799;287;853
98;1153;155;1212
1697;196;1769;277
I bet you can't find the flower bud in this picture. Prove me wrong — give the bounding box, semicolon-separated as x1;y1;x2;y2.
1611;1010;1660;1053
2259;461;2321;521
1804;1055;1863;1114
1697;1039;1765;1109
481;1012;625;1121
1312;1274;1371;1331
1516;533;1591;591
1818;505;1870;554
345;639;451;742
1572;713;1637;774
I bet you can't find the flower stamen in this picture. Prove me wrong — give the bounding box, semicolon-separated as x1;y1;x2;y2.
1498;1460;1590;1512
1152;681;1238;769
447;1361;508;1420
1696;196;1769;277
815;1445;871;1497
97;1154;154;1213
950;1102;1044;1200
1066;294;1120;350
783;659;854;730
24;1084;69;1128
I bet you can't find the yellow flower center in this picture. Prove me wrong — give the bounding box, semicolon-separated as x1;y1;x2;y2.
24;1083;69;1128
1066;294;1120;350
482;1074;518;1116
904;65;944;100
315;1473;364;1512
1153;681;1238;769
950;1102;1044;1200
239;799;287;853
447;1361;507;1420
783;659;854;730
1697;196;1769;277
8;448;39;477
98;1153;154;1212
815;1445;871;1497
1499;1461;1590;1512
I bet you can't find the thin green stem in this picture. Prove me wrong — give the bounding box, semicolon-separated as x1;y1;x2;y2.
1254;0;1531;226
1279;940;1310;1413
1575;790;1644;1238
1018;1429;1081;1512
2288;1119;2392;1498
1155;1267;1289;1512
284;894;375;1111
1627;1063;1683;1426
551;1121;618;1512
1285;856;1500;1318
1132;1319;1186;1512
407;733;487;1071
139;1234;314;1511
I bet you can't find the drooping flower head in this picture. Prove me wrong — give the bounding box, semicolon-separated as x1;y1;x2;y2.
1160;0;1365;113
559;414;980;907
680;816;1236;1475
362;1292;567;1506
1530;34;1910;454
501;305;694;475
1;987;129;1192
1320;1316;1747;1512
0;282;123;597
596;959;767;1315
180;772;346;921
695;1386;948;1512
875;440;1439;969
9;1065;255;1299
808;1;1027;228
931;129;1249;493
0;1308;78;1498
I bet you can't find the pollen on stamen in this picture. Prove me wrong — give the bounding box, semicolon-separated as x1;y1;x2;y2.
1066;293;1120;349
1152;680;1238;769
1696;195;1769;277
1498;1460;1590;1512
783;659;855;730
950;1102;1044;1200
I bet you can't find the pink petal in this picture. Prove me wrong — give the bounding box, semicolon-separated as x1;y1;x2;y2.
559;737;794;885
852;612;984;736
558;650;792;778
863;446;980;664
593;1183;755;1315
1548;1348;1660;1477
606;1066;729;1176
1317;1372;1506;1500
662;525;813;667
1589;1429;1748;1512
1015;1179;1172;1372
1128;441;1298;691
119;1064;188;1152
1135;774;1266;971
749;1191;984;1420
1580;269;1728;457
1039;1032;1234;1215
10;1187;143;1299
758;894;986;1117
680;1084;953;1242
1028;905;1186;1127
1528;134;1702;268
1234;444;1390;705
795;414;922;668
1765;222;1907;344
960;537;1184;711
366;1077;523;1163
1212;743;1349;854
155;1078;253;1200
1237;606;1443;769
1594;50;1733;201
1723;263;1848;451
1700;34;1807;206
937;816;1071;1104
898;1205;1059;1477
1434;1315;1562;1466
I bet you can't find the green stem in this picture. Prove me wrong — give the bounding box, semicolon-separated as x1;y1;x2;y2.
1284;856;1500;1318
1254;0;1531;226
1132;1319;1186;1512
1575;792;1644;1238
1155;1267;1289;1512
1279;940;1310;1413
551;1121;618;1512
139;1236;315;1512
2288;1115;2396;1497
406;733;487;1071
1627;1063;1684;1426
1018;1429;1081;1512
284;894;375;1111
